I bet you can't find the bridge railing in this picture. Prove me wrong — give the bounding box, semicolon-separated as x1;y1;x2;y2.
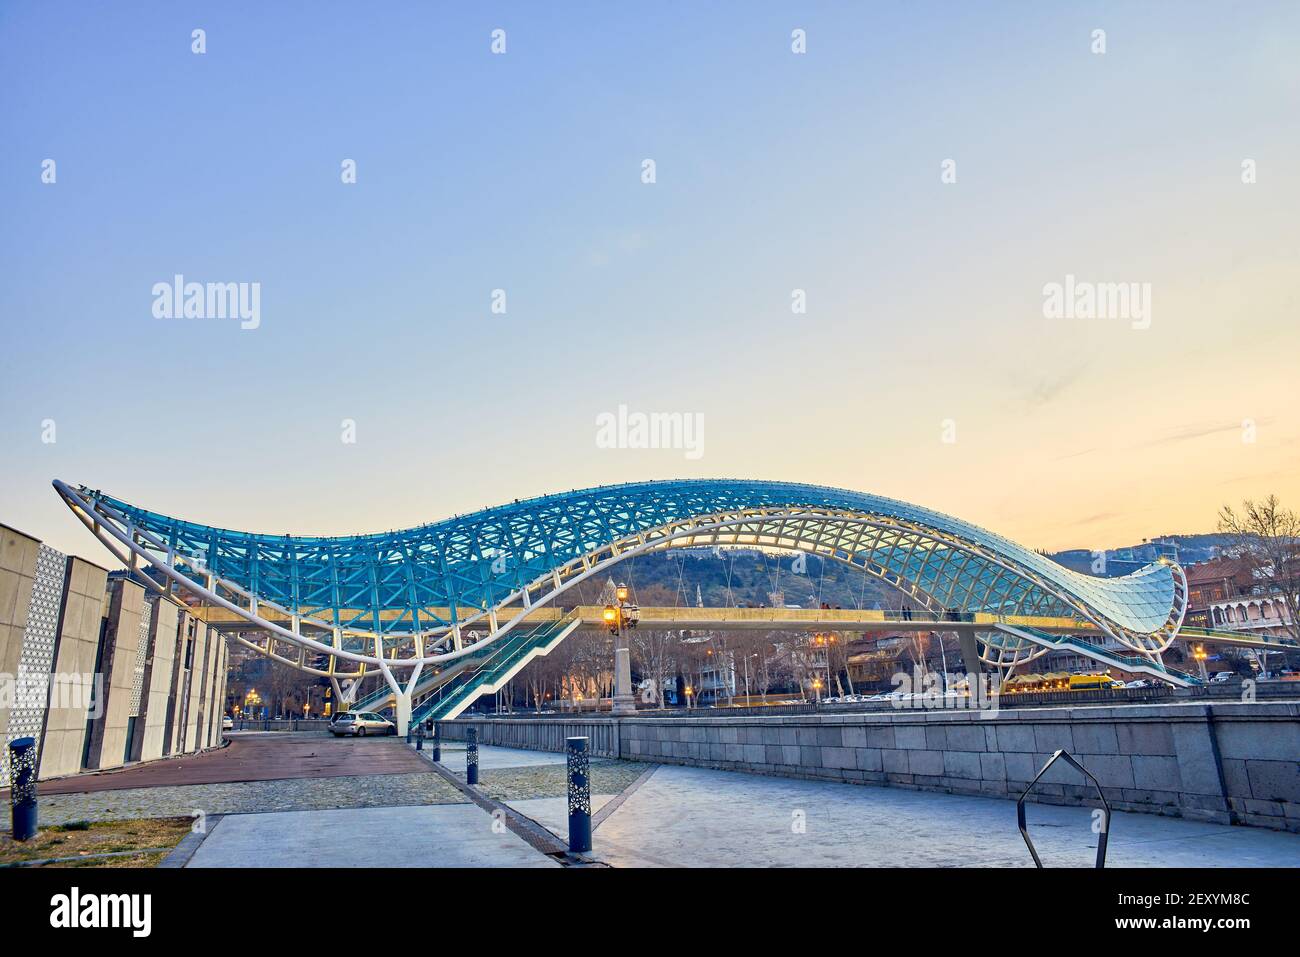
435;716;621;757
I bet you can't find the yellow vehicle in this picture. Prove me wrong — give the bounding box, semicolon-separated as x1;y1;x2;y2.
1068;673;1125;691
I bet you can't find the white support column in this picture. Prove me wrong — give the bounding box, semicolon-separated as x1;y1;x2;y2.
375;640;408;734
393;690;412;737
329;675;345;712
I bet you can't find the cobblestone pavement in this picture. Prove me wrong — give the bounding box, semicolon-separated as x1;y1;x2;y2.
32;739;646;830
34;771;468;825
476;759;647;802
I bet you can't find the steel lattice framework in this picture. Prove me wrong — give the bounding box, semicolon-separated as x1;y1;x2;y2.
55;478;1187;683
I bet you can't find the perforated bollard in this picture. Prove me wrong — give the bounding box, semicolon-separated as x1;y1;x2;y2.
566;736;592;853
466;727;479;784
9;737;37;842
415;726;424;751
431;722;441;762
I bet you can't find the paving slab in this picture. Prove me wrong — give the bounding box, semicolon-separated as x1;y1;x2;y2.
587;764;1300;868
505;794;618;839
186;803;558;868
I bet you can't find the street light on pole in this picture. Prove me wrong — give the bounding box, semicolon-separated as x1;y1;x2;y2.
606;583;639;715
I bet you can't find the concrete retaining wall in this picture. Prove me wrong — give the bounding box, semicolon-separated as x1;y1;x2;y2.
441;702;1300;831
440;716;622;757
231;718;332;732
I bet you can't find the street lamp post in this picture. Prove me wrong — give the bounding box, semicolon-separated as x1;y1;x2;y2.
812;633;835;697
604;582;639;715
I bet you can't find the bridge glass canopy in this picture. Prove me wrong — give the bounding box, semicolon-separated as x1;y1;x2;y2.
78;480;1180;648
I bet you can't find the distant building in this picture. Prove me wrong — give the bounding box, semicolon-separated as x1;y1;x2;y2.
1051;539;1183;578
1183;557;1256;629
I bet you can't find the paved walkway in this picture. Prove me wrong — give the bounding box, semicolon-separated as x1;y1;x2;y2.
34;771;469;825
21;732;428;795
28;733;1300;868
547;763;1300;867
187;804;558;868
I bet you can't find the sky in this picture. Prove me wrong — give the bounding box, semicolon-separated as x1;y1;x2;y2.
2;1;1298;565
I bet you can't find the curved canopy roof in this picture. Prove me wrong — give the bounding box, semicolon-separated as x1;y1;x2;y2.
65;479;1183;649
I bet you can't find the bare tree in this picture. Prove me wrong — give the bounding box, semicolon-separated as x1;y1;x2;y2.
626;583;680;707
1218;495;1300;642
629;629;677;707
823;631;855;696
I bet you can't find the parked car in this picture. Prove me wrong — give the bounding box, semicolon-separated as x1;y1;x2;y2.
1210;671;1235;684
330;711;396;736
1124;679;1150;689
222;715;233;731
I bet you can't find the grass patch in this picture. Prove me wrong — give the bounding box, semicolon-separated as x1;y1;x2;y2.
0;817;193;868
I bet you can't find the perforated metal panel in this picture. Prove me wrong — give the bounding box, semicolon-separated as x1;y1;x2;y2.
2;544;67;787
128;597;154;716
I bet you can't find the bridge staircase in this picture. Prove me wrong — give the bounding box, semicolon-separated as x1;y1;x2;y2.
993;624;1203;687
348;613;582;721
410;612;583;723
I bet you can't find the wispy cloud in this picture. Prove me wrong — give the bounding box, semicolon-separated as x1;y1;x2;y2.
1019;360;1089;409
1134;419;1271;450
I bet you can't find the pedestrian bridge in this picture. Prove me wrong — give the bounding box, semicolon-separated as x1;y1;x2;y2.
55;477;1256;729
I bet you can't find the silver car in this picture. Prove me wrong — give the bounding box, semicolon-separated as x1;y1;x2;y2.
330;711;396;736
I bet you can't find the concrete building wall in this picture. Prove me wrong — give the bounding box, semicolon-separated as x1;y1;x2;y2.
83;578;146;770
207;635;228;748
183;619;210;752
38;557;108;779
443;702;1300;832
198;624;221;748
2;517;229;781
134;597;179;762
163;610;191;756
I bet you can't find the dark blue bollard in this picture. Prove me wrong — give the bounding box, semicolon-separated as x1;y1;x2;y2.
466;727;479;784
9;737;38;841
566;736;591;853
415;726;423;750
431;722;441;762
